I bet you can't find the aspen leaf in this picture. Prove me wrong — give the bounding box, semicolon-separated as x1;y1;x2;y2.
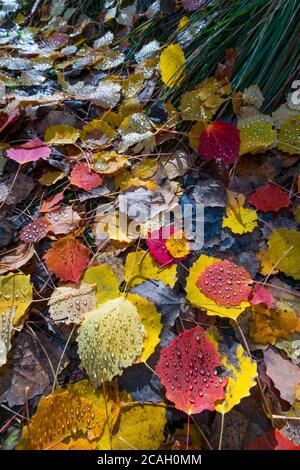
126;293;162;363
188;121;205;151
159;44;185;89
239;118;277;155
39;170;64;186
185;255;250;319
82;264;120;304
165;230;191;258
69;163;103;190
146;227;189;266
44;237;90;282
93;150;129;175
77;298;145;386
208;329;257;414
249;184;291;213
49;283;97;325
198;122;240;165
6;138;51;164
156;326;227;414
124;250;177;288
250;305;298;345
267;228;300;280
46;206;81;235
248;429;300;450
44;124;80;144
16;382;108;450
223;192;258;234
0;272;33;325
278;115;300;154
19;218;50;243
112;404;166;450
0;307;15;367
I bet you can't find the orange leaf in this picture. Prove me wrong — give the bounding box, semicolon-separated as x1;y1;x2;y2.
44;236;90;282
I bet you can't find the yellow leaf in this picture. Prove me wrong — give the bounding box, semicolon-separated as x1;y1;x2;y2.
267;228;300;280
126;293;162;363
257;249;278;276
223;192;258;234
250;305;298;345
239;118;277;155
111;404;166;450
81;119;116;143
44;124;80;144
93;150;129;175
188;121;205;151
16;381;108;450
39;170;64;186
122;72;144;98
77;298;145;386
185;255;249;320
208;328;257;414
82;264;120;305
178;16;189;31
278;115;300;154
124;249;177;288
180;77;231;121
0;272;33;325
159;44;186;89
115;168;157;192
165;230;191;258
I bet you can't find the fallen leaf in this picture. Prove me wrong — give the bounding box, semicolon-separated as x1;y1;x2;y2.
44;124;80;144
69;163;103;190
6;138;51;164
44;236;90;282
250;305;298;345
49;283;97;324
249;184;291;212
0;272;33;325
156;326;227;414
198;122;240;165
159;44;185;89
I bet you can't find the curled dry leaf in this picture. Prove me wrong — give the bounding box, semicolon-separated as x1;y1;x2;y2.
0;243;34;275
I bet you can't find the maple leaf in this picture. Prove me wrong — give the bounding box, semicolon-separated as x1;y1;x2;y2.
198;121;240;165
49;283;97;324
208;329;257;414
250;305;298;345
69;163;103;190
159;44;186;89
44;236;90;282
44;124;80;144
249;183;291;212
156;326;227;414
0;272;33;325
124;250;177;288
6;138;51;164
19;218;50;243
111;404;166;450
267;228;300;280
196;259;252;307
16;382;108;450
185;255;250;319
248;429;300;450
77;298;145;386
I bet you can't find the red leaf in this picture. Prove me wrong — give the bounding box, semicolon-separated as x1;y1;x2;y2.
69;163;103;191
0;108;20;133
146;227;187;266
44;236;90;282
155;326;227;414
19;218;50;244
249;184;291;212
40;192;64;213
198;121;240;165
250;284;274;308
248;429;300;450
196;259;252;306
6;138;51;164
